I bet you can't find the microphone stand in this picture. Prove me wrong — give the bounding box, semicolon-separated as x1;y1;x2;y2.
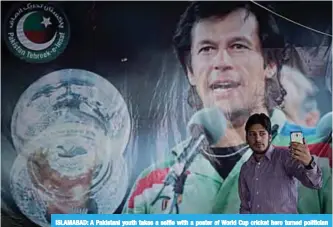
150;125;210;214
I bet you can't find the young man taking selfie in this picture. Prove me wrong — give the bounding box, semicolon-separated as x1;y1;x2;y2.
239;113;322;214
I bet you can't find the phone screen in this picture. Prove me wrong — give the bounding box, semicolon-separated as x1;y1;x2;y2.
290;131;304;144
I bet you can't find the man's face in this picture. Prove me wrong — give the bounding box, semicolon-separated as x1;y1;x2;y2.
246;123;271;154
187;8;276;115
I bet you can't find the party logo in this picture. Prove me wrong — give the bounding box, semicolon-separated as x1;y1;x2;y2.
4;3;70;63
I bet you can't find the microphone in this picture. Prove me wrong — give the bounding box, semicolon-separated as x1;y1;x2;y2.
150;107;226;213
172;107;227;174
316;112;332;143
187;107;227;144
271;124;279;140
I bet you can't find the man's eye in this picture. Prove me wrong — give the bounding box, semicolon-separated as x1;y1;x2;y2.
231;43;248;49
199;46;214;53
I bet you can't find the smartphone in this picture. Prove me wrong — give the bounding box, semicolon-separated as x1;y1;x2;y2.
290;131;304;144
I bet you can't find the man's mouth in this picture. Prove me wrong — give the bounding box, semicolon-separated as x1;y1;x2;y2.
254;143;265;149
209;81;241;92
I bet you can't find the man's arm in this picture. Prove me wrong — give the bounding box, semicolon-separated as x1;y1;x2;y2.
313;141;332;213
238;166;251;214
122;160;175;214
122;167;155;214
283;148;323;189
122;176;147;214
122;139;190;214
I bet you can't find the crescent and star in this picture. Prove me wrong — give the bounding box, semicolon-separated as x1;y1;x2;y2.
16;11;57;51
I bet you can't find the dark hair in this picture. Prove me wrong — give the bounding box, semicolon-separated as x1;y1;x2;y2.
172;1;289;112
245;113;272;134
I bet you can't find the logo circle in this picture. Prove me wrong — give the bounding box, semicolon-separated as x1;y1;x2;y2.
4;2;70;63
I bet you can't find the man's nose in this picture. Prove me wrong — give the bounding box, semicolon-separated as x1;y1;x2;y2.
212;49;233;71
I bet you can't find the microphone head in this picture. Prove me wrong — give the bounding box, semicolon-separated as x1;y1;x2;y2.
187;107;227;144
316;111;332;138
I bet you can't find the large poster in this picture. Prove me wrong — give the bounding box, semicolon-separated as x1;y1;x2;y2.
1;1;332;226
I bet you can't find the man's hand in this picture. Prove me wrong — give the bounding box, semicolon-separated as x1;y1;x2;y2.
290;138;312;166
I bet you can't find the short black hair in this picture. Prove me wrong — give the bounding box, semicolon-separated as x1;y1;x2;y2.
172;1;289;112
245;113;272;134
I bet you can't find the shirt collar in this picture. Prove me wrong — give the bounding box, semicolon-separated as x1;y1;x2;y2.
265;145;275;160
